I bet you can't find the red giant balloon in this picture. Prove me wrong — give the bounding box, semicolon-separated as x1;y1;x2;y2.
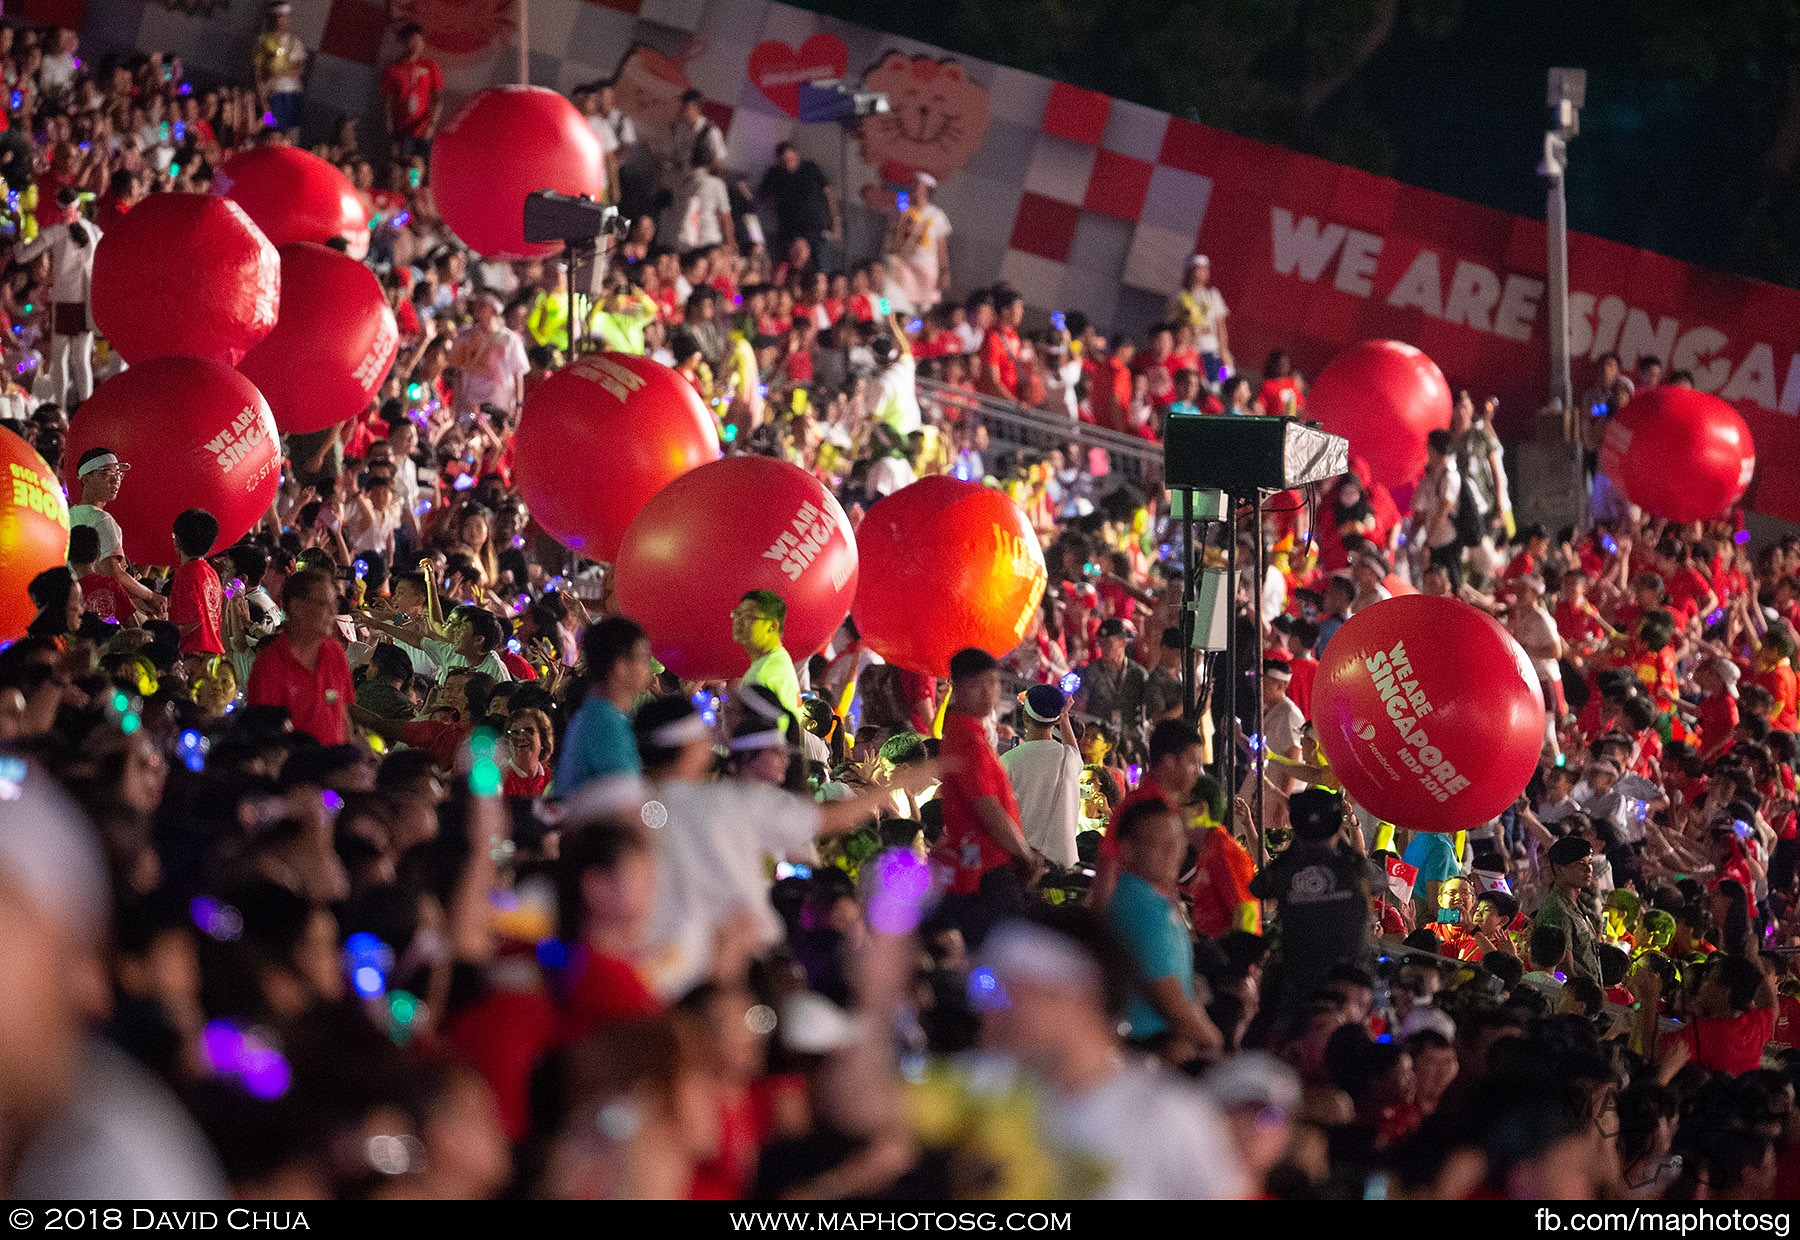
65;359;280;566
514;353;719;561
91;193;280;366
1311;595;1545;832
1599;385;1756;522
1308;340;1452;487
852;477;1049;678
0;429;70;640
213;145;370;258
614;457;859;680
430;86;604;259
238;243;399;435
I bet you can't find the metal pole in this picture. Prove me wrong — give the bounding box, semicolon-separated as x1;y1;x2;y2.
1180;494;1195;721
1543;69;1585;425
518;0;530;85
1546;165;1571;418
839;124;851;276
568;242;581;358
1251;490;1267;866
1224;505;1238;813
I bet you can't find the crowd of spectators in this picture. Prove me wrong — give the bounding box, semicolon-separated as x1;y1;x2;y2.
2;6;1800;1205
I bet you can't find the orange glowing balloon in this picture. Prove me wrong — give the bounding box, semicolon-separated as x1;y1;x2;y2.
0;428;70;640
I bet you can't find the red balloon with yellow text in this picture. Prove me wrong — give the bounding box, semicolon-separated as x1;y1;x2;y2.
852;477;1048;679
238;242;399;434
0;429;68;640
613;456;859;680
1308;340;1452;488
1311;594;1544;832
64;359;280;565
1599;385;1756;523
514;353;719;563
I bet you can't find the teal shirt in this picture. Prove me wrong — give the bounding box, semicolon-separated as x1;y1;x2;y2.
1108;871;1195;1040
554;696;639;796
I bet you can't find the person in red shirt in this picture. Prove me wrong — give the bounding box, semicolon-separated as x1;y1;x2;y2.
553;815;664;1042
1661;953;1778;1076
67;524;131;626
169;508;224;671
1133;323;1178;409
1695;656;1743;758
246;568;355;746
1655;536;1719;629
1282;618;1322;718
92;167;143;235
978;290;1024;401
1499;524;1550;600
1751;621;1800;734
1554;568;1611;653
502;707;553;798
1181;783;1258;938
380;23;443;162
934;647;1045;946
1093;718;1206;906
1257;349;1306;416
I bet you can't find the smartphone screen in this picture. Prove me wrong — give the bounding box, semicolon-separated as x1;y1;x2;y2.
1436;908;1461;925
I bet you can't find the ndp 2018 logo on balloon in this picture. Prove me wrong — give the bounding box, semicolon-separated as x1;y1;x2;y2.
1312;595;1545;834
1358;639;1471;804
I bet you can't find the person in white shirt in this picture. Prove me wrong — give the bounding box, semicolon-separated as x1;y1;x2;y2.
67;448;166;618
1166;255;1232;381
629;696;935;996
14;203;99;403
448;293;530;414
999;684;1083;869
38;28;78;96
672;153;733;253
1408;428;1463;589
886;171;953;312
977;911;1249;1198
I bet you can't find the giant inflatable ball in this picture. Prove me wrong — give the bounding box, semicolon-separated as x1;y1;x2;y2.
0;428;69;640
65;359;281;565
91;193;280;367
1599;385;1756;523
852;477;1048;678
613;456;858;680
1311;594;1545;832
430;86;604;259
214;145;370;258
514;353;719;563
1308;340;1452;488
238;242;399;435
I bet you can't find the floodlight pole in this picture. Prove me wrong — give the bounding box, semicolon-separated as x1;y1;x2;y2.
1542;68;1585;425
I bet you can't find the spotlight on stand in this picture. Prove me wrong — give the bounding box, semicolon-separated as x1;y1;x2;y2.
797;79;890;124
522;191;629;356
798;82;889;275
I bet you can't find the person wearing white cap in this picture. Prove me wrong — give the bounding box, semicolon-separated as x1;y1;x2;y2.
68;446;166;619
1166;254;1232;382
886;169;952;313
999;683;1083;869
631;695;936;997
